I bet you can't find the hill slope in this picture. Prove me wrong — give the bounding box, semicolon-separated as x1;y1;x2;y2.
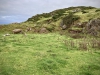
0;6;100;75
0;6;100;36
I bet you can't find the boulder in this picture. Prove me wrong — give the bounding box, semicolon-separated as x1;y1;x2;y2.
12;29;22;34
39;28;48;33
3;34;10;36
61;25;67;30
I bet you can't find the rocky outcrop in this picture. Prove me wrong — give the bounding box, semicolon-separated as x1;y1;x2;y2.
39;28;48;33
85;18;100;36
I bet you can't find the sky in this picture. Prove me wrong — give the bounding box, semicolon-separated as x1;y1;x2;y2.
0;0;100;24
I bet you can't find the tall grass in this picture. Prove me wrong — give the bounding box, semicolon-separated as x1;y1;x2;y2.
64;35;100;52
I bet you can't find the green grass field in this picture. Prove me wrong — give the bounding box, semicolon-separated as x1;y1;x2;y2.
0;33;100;75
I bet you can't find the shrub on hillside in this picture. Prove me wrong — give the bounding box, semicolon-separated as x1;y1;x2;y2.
52;14;59;21
51;9;66;16
46;25;55;32
95;9;100;12
41;13;51;18
51;9;66;21
82;10;88;14
77;6;95;10
61;12;80;29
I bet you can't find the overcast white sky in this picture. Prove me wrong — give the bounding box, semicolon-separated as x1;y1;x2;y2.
0;0;100;24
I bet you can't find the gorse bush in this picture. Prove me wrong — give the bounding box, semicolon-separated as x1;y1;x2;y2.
62;12;80;29
95;9;100;12
52;14;59;21
77;6;95;10
52;9;65;21
46;26;55;32
51;8;66;16
41;13;51;18
82;10;88;14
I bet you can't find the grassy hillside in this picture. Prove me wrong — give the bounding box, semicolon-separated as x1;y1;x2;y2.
26;6;98;23
0;6;100;75
0;33;100;75
0;6;100;34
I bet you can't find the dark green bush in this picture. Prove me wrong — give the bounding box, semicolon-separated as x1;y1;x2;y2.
77;6;95;10
41;13;51;18
45;24;55;32
62;12;80;29
82;10;88;14
52;14;59;20
95;9;100;12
